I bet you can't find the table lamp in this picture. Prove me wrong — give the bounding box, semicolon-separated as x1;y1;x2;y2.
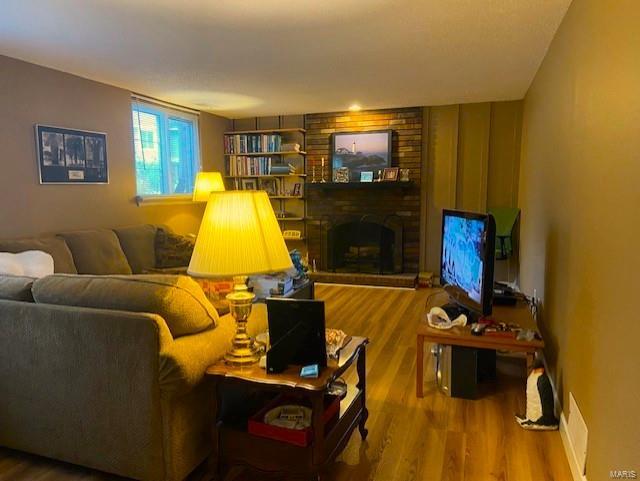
188;190;293;365
192;171;225;202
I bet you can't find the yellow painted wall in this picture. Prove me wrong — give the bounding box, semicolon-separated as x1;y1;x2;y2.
519;0;640;478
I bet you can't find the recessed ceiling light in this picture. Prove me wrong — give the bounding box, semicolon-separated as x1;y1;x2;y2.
348;104;361;112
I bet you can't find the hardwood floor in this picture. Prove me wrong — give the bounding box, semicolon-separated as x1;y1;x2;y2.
0;284;572;481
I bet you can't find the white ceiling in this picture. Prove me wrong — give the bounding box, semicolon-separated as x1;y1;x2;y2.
0;0;571;118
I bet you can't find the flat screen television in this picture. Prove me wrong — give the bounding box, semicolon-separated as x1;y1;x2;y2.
331;130;392;180
440;209;496;317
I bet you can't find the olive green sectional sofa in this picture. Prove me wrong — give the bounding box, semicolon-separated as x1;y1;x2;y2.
0;225;264;480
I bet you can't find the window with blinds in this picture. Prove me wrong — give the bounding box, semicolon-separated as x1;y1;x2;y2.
131;98;201;197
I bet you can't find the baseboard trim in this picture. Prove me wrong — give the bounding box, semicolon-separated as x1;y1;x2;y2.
540;354;588;481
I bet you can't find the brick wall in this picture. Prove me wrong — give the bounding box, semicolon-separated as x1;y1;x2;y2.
305;107;422;273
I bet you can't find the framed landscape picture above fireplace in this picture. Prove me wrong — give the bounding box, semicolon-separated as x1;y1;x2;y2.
331;130;392;181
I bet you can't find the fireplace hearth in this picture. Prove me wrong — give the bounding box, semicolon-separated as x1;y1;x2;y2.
320;215;403;274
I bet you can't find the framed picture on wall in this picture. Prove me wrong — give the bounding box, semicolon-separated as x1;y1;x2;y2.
35;125;108;184
331;130;392;180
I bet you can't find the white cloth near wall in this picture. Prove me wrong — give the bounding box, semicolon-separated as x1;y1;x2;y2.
0;251;55;278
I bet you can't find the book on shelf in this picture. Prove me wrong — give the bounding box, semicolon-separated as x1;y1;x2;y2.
227;156;272;176
224;133;282;154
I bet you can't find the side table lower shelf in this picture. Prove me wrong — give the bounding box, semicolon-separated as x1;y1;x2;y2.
207;337;369;480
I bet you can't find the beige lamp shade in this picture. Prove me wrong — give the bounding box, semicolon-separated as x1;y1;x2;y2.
188;190;293;277
192;171;225;202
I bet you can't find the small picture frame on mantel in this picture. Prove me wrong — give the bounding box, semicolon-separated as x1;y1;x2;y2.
382;167;399;181
360;171;374;182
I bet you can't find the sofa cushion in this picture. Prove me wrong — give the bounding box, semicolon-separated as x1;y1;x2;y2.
155;227;195;269
58;229;133;275
0;236;77;274
114;225;158;274
32;274;217;337
0;274;36;301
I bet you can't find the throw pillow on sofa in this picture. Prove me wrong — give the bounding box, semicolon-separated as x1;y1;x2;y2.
0;274;36;301
32;274;218;337
58;229;133;275
0;236;77;274
114;224;157;274
0;251;54;278
155;227;195;269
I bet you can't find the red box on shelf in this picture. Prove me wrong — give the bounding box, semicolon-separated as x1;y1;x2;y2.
248;394;341;447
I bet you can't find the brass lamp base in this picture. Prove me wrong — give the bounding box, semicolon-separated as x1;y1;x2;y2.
224;276;263;366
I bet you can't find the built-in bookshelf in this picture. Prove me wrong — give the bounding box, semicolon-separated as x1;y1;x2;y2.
224;128;307;244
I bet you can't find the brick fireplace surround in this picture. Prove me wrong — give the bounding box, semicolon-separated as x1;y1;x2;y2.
305;107;422;274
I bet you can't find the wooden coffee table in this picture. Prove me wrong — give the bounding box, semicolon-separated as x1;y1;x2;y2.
206;336;369;480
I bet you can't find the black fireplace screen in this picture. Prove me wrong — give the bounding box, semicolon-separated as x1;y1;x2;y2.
323;215;403;274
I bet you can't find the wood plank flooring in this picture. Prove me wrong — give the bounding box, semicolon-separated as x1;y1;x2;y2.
0;284;572;481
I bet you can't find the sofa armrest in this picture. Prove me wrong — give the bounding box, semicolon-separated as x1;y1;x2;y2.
159;303;267;394
0;300;173;481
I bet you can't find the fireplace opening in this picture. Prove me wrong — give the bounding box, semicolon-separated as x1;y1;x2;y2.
324;215;403;274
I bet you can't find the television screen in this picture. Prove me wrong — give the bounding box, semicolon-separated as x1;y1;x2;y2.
331;130;391;180
440;210;495;315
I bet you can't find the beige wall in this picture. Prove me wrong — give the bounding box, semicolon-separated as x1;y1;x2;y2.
519;0;640;478
0;55;229;238
421;101;522;280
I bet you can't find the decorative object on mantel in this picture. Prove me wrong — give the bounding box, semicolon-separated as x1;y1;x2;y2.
35;124;108;184
376;169;383;182
399;168;410;182
382;167;399;181
320;157;327;183
311;165;317;183
360;171;373;182
334;166;350;183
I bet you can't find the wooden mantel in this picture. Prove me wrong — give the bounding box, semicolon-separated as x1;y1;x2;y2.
306;181;414;191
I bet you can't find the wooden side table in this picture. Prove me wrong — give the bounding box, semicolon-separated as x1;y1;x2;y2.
206;336;369;480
